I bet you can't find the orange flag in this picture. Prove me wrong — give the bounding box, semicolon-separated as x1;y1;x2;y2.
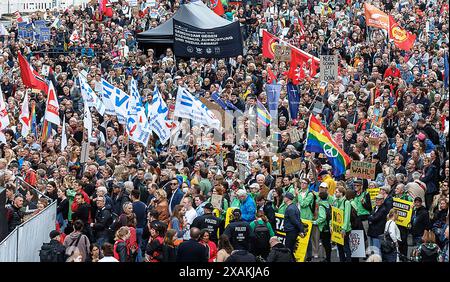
388;16;416;51
364;3;389;31
210;0;225;16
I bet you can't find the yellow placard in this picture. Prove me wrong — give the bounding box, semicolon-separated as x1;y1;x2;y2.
367;188;381;208
274;213;312;262
224;207;237;227
393;198;414;228
331;207;344;245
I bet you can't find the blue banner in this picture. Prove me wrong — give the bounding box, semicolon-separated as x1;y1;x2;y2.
18;22;33;40
265;84;281;113
287;83;300;120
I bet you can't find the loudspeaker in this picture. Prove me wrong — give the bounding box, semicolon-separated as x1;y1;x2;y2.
0;187;7;242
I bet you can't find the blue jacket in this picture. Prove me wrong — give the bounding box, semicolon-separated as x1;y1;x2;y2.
169;188;184;214
240;195;256;222
284;203;305;233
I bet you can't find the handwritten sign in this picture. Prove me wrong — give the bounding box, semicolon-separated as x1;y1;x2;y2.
349;161;376;180
270;154;282;175
285;158;301;175
331;207;344;245
211;194;223;210
367;187;381;208
320;55;338;82
235;150;249;165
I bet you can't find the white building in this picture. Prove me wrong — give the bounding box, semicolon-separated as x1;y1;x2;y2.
0;0;90;17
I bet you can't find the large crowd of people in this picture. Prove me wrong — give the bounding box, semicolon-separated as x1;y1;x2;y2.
0;0;448;262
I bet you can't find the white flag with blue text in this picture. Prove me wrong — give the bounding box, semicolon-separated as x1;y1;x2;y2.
101;79;118;115
79;74;105;115
148;87;173;144
174;87;221;130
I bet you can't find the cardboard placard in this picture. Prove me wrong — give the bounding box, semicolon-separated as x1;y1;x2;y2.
331;207;344;245
393;198;414;228
274;44;292;62
274;213;312;262
288;128;301;143
349;161;376;180
368;137;380;153
211;194;223;210
284;158;301;175
320;55;339;82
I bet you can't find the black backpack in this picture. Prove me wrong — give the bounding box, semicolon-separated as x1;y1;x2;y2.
253;221;271;249
322;204;332;232
39;242;64;262
347;200;361;229
309;192;317;214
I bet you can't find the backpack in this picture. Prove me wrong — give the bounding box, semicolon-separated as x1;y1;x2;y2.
253;221;271;250
322;204;332;232
39;242;64;262
347;200;361;229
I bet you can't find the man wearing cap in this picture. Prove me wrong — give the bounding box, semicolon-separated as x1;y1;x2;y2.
224;209;253;251
191;203;222;244
318;169;336;196
353;179;372;235
283;192;305;257
367;194;388;255
410;197;431;247
224;166;236;186
39;230;67;262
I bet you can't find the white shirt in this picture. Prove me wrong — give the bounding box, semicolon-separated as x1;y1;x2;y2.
98;256;119;262
384;220;401;243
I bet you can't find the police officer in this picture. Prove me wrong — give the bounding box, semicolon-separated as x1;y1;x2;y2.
223;209;254;251
191;203;222;243
284;192;305;257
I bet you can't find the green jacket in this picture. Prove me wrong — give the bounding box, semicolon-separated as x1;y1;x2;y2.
283;185;295;196
333;197;352;233
313;200;331;232
353;191;372;217
199;178;212;196
66;188;76;221
206;197;229;220
230;197;240;208
396;192;413;202
249;219;275;237
274;201;287;215
297;190;314;220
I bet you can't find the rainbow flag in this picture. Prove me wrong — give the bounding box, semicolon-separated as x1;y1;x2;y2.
41;119;52;142
305;114;351;176
30;103;38;138
256;100;272;127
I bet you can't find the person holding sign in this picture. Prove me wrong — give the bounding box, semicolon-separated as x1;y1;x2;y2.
368;194;388;256
283;192;305;257
294;178;315;261
313;191;332;262
332;185;353;262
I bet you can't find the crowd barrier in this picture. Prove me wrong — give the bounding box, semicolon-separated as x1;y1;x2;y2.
0;178;57;262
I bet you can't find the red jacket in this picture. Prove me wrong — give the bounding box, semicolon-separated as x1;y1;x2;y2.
70;189;91;223
384;67;401;79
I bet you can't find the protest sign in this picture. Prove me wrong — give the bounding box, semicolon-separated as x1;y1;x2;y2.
367;187;381;208
320;55;338;82
274;44;291;62
41;65;50;77
350;230;366;258
393;198;414;227
235;150;249;165
331;206;344;245
285;158;301;175
274;213;312;262
211;194;223;210
368;137;380;153
349;161;376;179
270;154;282;175
288;128;301;143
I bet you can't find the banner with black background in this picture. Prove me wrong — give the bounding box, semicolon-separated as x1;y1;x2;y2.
173;19;243;58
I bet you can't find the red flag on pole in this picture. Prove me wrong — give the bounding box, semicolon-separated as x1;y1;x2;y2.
18;52;49;93
388;16;416;51
262;30;280;59
210;0;225;16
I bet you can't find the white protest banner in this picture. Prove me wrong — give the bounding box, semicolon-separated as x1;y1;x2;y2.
235;150;249;165
320;55;338;82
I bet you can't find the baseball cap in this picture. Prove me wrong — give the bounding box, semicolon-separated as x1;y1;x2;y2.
204;203;214;210
284;192;295;201
414;197;423;203
375;194;384;200
232;208;241;216
319;182;329;188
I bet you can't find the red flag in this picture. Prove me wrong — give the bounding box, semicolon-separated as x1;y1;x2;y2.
388;16;416;51
18;52;48;93
101;0;113;18
267;66;277;84
262;30;280;59
210;0;225;16
14;11;24;23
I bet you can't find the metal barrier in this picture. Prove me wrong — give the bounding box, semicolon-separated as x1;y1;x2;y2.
0;177;57;262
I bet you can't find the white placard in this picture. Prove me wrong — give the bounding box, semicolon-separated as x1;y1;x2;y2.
235;150;249;165
350;230;366;258
41;64;50;76
320;55;338;82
